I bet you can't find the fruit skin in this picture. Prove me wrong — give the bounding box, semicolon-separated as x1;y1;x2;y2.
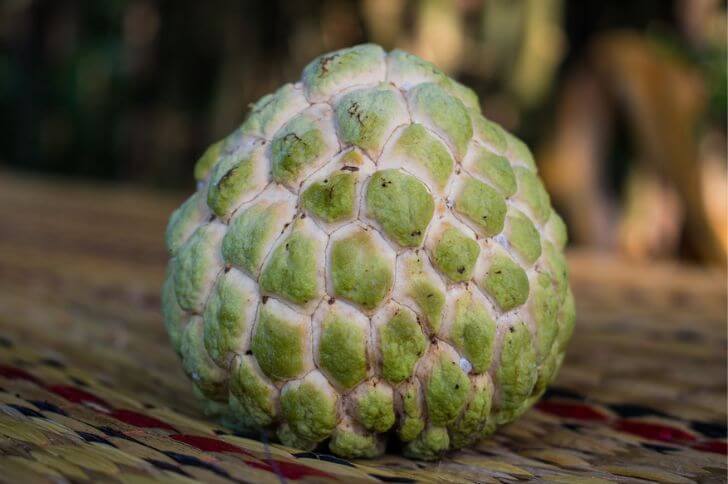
163;43;573;460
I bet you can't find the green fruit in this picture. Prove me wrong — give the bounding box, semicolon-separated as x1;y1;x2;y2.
165;43;573;460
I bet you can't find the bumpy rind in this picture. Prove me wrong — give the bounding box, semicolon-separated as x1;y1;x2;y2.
165;43;573;460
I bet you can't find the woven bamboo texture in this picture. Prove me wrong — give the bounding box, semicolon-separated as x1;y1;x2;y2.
0;171;725;483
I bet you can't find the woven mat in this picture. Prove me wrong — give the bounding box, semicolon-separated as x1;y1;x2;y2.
0;171;725;483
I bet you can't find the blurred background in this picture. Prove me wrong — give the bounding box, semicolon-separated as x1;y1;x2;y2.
1;0;726;265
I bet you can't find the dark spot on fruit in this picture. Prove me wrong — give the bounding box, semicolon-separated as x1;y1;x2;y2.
347;102;367;125
341;166;359;172
283;132;303;145
319;53;340;75
328;297;335;305
457;266;465;274
218;166;238;187
262;296;269;304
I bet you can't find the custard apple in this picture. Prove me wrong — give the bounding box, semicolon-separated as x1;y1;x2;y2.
163;44;574;460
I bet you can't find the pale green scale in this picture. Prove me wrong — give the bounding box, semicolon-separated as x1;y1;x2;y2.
391;123;454;189
448;376;494;448
467;144;517;197
399;253;446;333
408;82;472;158
409;283;445;335
531;346;561;401
259;224;322;305
425;353;470;425
386;49;447;87
203;269;256;367
481;254;530;311
546;209;568;250
471;112;508;153
206;148;260;217
379;309;427;383
403;426;450;460
251;304;307;381
165;192;208;256
353;385;395;433
302;44;385;101
161;260;186;355
335;84;408;157
280;374;338;443
301;171;357;223
442;78;480;112
495;322;538;424
317;311;368;390
398;380;425;442
556;287;576;354
387;49;479;111
366;170;434;247
431;226;480;282
222;199;292;276
329;426;380;458
240;83;308;138
514;166;551;224
270;110;330;185
228;356;277;428
542;240;569;301
449;293;496;373
531;271;560;362
330;230;393;310
455;177;507;236
507;211;542;264
180;318;228;402
173;222;224;313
